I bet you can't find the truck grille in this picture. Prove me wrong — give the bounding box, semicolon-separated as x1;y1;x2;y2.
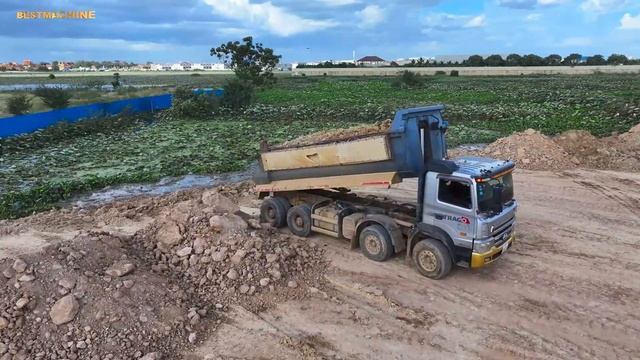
493;223;513;247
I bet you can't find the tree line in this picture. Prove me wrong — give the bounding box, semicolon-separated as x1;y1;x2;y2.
298;53;637;68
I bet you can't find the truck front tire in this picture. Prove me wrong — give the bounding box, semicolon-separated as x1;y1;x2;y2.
260;197;288;228
359;224;394;262
412;239;452;279
287;205;312;237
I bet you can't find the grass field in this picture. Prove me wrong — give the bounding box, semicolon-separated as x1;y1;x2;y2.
1;73;639;218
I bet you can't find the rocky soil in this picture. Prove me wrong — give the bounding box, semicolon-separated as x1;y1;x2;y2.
0;183;326;359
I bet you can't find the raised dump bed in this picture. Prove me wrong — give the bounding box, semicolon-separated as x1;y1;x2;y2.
254;105;450;192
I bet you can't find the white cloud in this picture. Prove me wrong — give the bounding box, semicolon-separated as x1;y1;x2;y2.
202;0;337;37
620;13;640;29
560;36;593;47
356;5;385;28
580;0;630;14
497;0;567;9
465;15;486;28
537;0;567;5
319;0;360;6
423;13;486;30
526;13;542;21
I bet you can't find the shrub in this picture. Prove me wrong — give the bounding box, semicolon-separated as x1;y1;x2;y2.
48;73;56;79
6;93;32;115
435;70;446;76
112;73;121;89
190;73;201;77
450;70;459;77
33;87;72;109
170;86;220;118
221;79;255;110
173;86;196;103
391;70;423;89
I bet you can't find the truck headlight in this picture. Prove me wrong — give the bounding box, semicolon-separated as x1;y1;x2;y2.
473;240;494;254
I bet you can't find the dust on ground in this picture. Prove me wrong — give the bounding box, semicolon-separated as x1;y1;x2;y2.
450;124;640;171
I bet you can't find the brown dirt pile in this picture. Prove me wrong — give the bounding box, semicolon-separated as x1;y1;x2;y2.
280;119;392;148
0;184;326;359
476;129;577;170
451;125;640;171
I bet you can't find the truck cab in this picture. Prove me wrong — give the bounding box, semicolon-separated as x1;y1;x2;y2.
412;156;516;277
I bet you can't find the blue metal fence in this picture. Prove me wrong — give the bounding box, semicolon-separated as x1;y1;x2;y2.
0;94;172;138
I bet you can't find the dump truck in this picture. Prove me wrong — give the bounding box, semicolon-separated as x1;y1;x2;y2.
254;105;516;279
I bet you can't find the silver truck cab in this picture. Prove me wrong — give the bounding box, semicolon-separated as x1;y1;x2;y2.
417;156;517;270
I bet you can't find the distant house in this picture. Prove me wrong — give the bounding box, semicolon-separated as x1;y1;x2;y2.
201;63;225;71
356;56;386;67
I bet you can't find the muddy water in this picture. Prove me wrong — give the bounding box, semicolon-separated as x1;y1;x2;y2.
68;164;257;208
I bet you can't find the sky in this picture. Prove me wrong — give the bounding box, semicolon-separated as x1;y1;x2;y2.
1;0;639;63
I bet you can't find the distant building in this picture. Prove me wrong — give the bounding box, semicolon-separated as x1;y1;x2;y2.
356;55;386;66
58;62;74;71
23;59;32;67
202;63;225;71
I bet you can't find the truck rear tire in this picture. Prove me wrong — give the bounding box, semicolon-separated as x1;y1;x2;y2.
286;205;312;237
412;239;452;279
359;224;393;262
260;198;288;228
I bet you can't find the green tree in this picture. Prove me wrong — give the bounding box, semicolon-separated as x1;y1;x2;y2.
211;36;281;86
465;55;485;67
34;87;72;109
607;53;628;65
112;73;121;89
484;54;505;66
544;54;562;66
522;54;544;66
7;93;32;115
506;54;523;66
586;54;606;65
562;53;582;66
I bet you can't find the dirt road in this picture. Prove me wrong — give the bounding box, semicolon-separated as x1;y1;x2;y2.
1;169;639;359
191;169;640;360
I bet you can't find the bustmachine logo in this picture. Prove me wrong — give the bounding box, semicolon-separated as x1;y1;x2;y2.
16;10;96;20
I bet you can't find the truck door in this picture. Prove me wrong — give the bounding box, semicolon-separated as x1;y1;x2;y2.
423;172;475;261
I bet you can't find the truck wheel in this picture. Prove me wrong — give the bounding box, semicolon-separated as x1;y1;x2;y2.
260;198;287;228
274;197;291;215
412;239;452;279
287;205;312;237
359;224;393;262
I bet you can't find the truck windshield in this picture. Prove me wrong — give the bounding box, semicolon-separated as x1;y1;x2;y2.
476;172;514;213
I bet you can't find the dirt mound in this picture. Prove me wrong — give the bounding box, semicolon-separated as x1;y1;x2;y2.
450;124;640;171
0;186;326;359
477;129;577;170
553;129;640;171
280;119;392;148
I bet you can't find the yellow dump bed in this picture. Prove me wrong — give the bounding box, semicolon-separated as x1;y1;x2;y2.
255;134;402;192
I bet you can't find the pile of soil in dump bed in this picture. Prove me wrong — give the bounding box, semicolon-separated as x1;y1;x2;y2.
0;184;327;360
281;119;392;147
